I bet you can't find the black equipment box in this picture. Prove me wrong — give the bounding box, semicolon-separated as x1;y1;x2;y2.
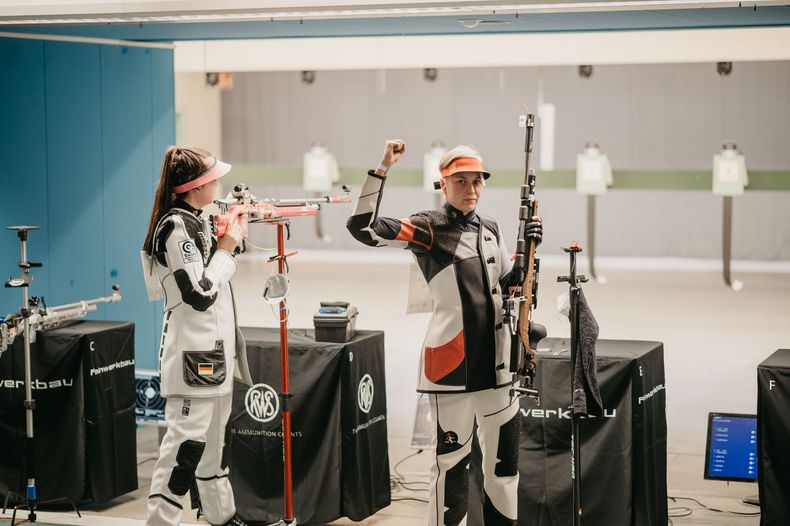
758;349;790;526
313;302;358;343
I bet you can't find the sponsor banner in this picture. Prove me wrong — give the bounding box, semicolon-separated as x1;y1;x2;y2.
340;331;390;520
230;327;389;525
0;320;137;504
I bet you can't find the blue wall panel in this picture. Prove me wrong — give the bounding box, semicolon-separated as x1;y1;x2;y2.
101;46;159;369
0;39;49;315
44;42;106;315
0;37;174;369
148;48;176;359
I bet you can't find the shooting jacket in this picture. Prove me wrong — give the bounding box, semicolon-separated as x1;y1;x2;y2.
152;200;252;398
347;171;515;393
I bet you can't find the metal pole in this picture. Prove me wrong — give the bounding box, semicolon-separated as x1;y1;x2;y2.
19;232;38;522
277;223;295;523
570;278;582;526
559;244;586;526
586;195;597;282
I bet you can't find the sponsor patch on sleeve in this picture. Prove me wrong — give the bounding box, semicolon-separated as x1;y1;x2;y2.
179;239;201;264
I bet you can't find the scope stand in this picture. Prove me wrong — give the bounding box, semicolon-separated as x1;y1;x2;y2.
3;226;81;525
557;243;588;526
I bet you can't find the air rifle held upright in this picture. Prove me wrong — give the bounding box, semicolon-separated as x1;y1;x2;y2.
504;110;546;403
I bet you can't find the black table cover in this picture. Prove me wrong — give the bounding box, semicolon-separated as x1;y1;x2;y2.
230;328;390;525
757;349;790;526
0;320;137;504
469;337;667;526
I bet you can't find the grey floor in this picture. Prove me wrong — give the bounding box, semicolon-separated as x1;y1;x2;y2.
18;251;786;525
19;431;762;525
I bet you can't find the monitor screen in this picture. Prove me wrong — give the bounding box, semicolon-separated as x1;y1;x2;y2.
704;412;758;482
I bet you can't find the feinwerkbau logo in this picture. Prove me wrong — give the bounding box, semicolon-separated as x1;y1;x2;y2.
90;359;135;376
2;378;74;390
521;407;617;419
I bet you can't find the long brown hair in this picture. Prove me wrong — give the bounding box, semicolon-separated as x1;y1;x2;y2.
143;146;211;254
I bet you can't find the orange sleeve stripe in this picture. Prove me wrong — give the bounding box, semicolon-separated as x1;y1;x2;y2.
395;219;416;242
396;219;431;250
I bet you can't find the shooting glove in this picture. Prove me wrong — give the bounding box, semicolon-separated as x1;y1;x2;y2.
525;220;543;246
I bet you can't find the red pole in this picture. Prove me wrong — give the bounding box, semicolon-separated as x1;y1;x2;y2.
277;222;295;522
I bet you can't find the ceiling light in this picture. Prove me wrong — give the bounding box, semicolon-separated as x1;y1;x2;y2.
459;19;512;28
460;19;482;28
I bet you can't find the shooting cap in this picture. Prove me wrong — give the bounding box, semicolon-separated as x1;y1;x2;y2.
439;157;491;180
173;156;232;194
434;156;490;190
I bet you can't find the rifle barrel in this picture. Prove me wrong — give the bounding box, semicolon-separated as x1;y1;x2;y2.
47;292;121;314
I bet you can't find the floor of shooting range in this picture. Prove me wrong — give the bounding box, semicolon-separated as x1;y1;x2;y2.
2;437;763;525
8;251;786;526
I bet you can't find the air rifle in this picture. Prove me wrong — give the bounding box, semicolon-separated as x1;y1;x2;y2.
211;184;352;238
504;110;546;402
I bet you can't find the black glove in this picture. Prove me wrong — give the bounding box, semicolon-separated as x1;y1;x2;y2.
525;220;543;246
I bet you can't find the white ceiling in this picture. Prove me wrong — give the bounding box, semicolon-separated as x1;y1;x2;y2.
173;27;790;71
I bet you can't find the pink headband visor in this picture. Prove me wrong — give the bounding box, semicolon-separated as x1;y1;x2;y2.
173;157;231;194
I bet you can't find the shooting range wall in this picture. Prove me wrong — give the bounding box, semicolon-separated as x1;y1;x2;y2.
0;37;175;369
220;63;790;260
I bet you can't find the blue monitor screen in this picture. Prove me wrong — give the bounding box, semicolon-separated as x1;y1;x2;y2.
704;413;757;482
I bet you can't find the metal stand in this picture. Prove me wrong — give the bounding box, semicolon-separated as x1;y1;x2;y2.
270;222;297;526
558;243;588;526
3;226;81;524
586;195;606;284
722;196;743;291
212;183;351;526
313;191;332;243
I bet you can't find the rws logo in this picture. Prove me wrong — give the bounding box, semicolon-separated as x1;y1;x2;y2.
358;374;374;414
521;407;617;420
245;383;280;423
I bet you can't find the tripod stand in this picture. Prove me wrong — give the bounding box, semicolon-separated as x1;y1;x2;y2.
3;225;81;525
557;243;588;526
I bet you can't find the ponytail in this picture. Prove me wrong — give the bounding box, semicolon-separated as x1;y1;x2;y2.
143;146;211;254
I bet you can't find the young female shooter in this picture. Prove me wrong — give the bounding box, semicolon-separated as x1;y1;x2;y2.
347;140;543;526
142;147;252;526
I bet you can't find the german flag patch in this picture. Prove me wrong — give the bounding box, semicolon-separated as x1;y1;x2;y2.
198;363;214;376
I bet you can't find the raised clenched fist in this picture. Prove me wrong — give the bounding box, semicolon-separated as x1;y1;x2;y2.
380;139;406;169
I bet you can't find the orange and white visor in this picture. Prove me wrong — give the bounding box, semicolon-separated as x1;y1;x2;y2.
439;157;491;180
173;157;232;194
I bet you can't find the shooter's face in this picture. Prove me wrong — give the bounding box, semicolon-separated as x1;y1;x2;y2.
442;172;485;214
192;178;221;208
